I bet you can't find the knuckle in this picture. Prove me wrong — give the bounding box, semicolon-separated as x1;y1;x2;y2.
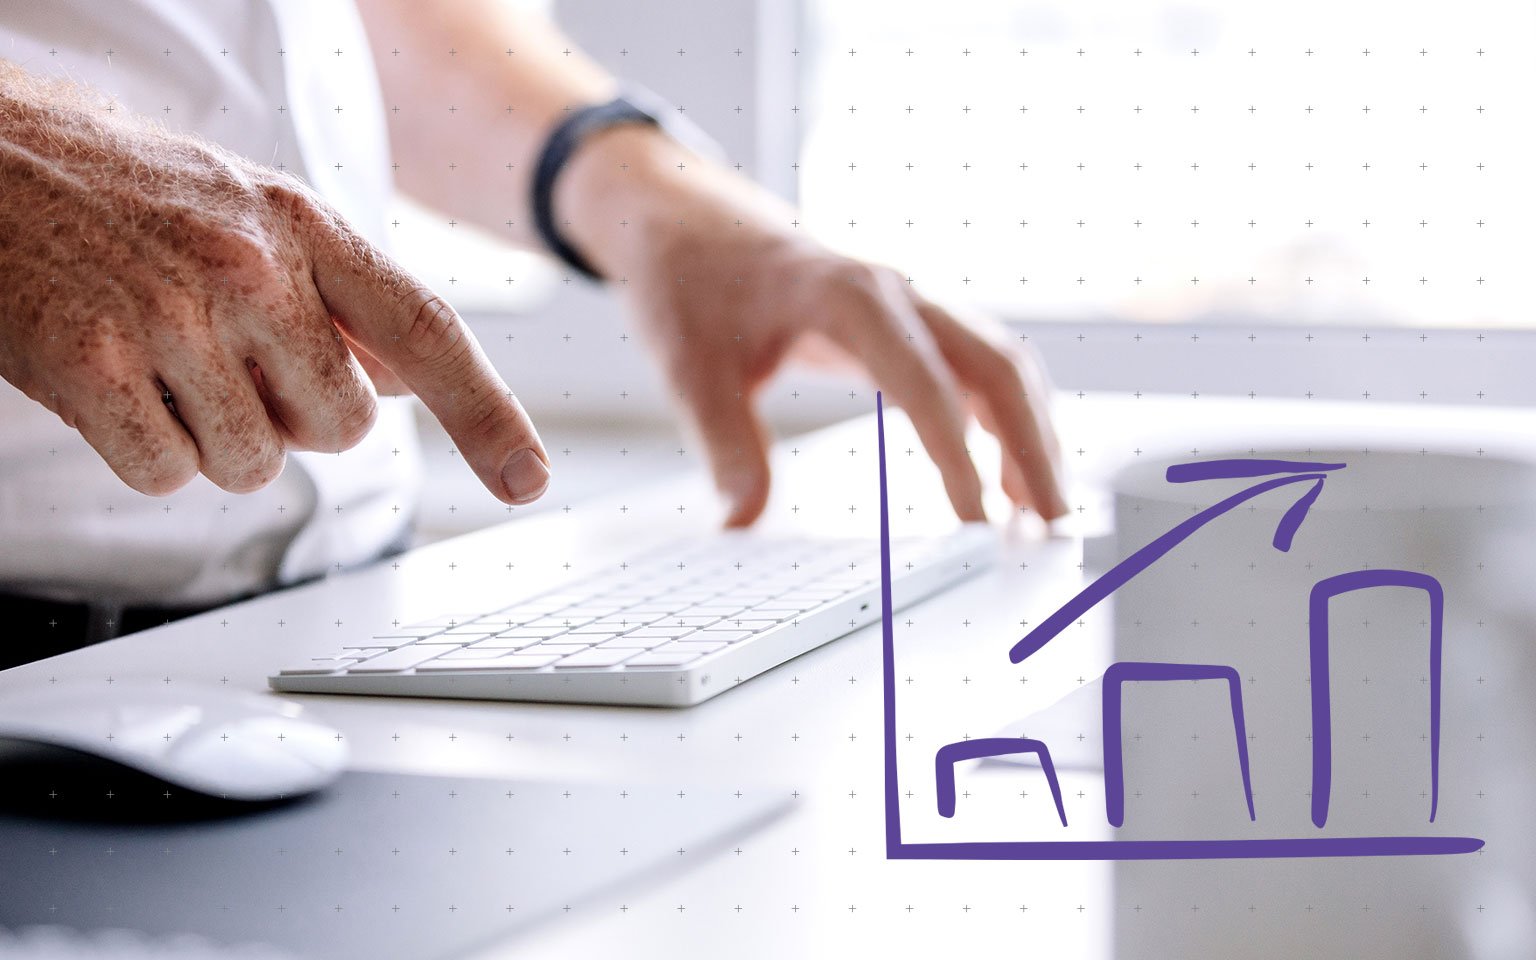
835;259;884;287
243;451;287;491
463;379;519;444
151;295;217;348
984;345;1026;391
819;262;905;335
324;389;379;451
191;151;266;213
209;226;267;262
114;428;199;498
200;415;285;493
206;229;287;286
833;261;887;302
133;456;198;497
400;292;466;366
215;448;285;494
46;395;81;430
257;173;325;224
74;368;200;496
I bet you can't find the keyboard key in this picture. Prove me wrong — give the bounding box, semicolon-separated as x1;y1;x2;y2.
494;606;564;620
652;615;723;629
655;640;727;656
279;657;363;676
616;603;684;614
520;616;594;630
623;650;705;667
673;604;746;618
549;634;628;648
730;609;791;623
368;631;443;642
597;636;668;649
428;648;501;661
460;619;520;634
593;611;667;624
567;620;651;633
552;649;637;669
349;646;449;673
684;631;753;645
415;654;561;671
498;654;564;668
495;627;569;640
551;605;624;618
517;643;593;656
340;643;396;654
621;626;699;640
409;658;507;671
467;636;544;650
774;590;849;603
706;620;783;633
745;600;818;615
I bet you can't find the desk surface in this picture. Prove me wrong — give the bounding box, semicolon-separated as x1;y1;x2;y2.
3;394;1534;960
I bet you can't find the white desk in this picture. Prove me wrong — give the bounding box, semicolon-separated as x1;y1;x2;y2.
4;394;1533;959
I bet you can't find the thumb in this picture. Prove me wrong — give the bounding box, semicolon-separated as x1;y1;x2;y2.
678;374;772;527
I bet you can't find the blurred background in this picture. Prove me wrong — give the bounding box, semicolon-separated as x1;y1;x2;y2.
383;0;1532;540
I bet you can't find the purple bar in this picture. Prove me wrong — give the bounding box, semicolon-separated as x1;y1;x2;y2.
889;836;1484;861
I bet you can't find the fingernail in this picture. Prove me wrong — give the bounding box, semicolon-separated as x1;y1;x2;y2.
501;448;550;504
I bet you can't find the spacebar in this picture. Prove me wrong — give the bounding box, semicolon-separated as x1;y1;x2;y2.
415;655;560;671
347;646;444;672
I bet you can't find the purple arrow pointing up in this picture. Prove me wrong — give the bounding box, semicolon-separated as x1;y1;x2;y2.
1008;458;1346;665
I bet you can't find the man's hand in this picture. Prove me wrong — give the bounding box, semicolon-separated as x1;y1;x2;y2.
559;127;1067;527
0;62;550;503
356;0;1065;529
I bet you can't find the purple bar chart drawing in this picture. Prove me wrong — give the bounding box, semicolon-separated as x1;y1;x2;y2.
1308;570;1445;829
875;395;1484;861
1101;662;1256;829
936;738;1068;827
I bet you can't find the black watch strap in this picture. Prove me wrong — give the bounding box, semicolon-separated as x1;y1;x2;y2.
531;96;659;281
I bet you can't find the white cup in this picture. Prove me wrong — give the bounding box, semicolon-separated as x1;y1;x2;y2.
1104;448;1536;959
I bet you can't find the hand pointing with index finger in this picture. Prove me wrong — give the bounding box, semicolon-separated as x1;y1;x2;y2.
0;68;550;506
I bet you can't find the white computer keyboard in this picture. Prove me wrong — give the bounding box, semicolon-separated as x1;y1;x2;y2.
269;526;994;706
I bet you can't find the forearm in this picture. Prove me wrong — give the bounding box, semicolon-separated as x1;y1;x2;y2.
354;0;615;248
353;0;790;279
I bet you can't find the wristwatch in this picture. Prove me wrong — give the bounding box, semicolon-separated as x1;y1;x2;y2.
530;85;722;281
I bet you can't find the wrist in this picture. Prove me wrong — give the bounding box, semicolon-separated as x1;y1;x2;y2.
552;112;804;286
552;122;694;280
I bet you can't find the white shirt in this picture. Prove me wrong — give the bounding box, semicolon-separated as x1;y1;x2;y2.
0;0;420;606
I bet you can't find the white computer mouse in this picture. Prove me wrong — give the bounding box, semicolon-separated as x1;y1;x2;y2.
0;679;346;801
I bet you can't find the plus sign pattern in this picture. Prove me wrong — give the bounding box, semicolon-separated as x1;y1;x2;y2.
1;0;1530;958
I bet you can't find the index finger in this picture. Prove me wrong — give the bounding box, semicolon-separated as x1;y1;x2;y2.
308;218;550;506
823;271;987;522
913;298;1068;520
